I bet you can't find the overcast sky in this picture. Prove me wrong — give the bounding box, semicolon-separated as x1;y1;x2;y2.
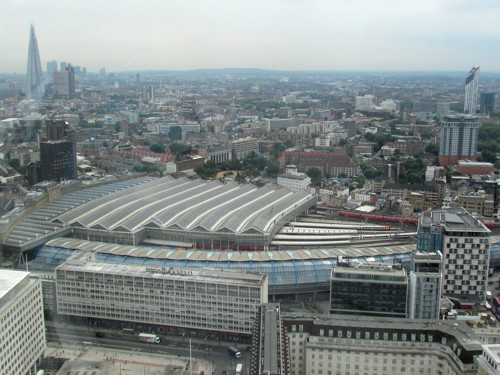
2;0;500;73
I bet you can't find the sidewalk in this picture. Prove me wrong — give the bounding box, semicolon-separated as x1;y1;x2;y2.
44;343;214;375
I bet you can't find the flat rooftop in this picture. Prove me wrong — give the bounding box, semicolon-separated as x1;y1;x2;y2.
0;270;29;302
57;251;266;287
285;312;483;352
419;207;490;232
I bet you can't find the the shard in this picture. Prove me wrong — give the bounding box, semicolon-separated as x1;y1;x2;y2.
26;24;44;101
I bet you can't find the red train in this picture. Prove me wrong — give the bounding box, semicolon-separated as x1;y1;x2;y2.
338;211;419;224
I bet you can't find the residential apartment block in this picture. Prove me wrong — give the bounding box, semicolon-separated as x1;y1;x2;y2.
232;137;259;160
417;208;490;303
0;270;46;375
55;252;268;335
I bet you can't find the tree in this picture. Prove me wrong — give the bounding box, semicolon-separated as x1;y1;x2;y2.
265;162;280;178
425;143;439;156
482;150;497;164
283;139;294;148
306;167;322;186
169;143;192;155
150;144;165;153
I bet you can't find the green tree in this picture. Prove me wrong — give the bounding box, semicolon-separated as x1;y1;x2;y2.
150;144;165;153
265;162;280;178
482;150;497;164
306;167;322;186
425;143;439;156
169;143;192;155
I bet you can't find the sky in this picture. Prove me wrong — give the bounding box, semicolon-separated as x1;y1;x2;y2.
2;0;500;73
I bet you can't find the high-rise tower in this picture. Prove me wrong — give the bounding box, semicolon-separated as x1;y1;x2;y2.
439;115;480;166
464;66;480;114
26;24;44;101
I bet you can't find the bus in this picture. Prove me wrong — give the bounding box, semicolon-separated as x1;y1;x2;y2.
228;346;242;359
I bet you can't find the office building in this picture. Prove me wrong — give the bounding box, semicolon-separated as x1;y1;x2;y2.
232;137;259;160
60;61;67;71
408;251;442;320
46;60;57;75
0;270;46;375
464;67;480;114
439;115;480;166
480;93;496;115
285;313;483;375
417;207;490;303
55;251;268;335
266;118;303;132
159;123;200;135
250;303;289;375
169;125;182;141
437;101;450;117
330;260;409;318
25;24;44;101
53;64;75;97
277;173;311;192
280;151;360;177
40;120;77;182
355;94;374;111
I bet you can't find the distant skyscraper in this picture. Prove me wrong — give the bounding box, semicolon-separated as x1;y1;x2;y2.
439;115;480;166
480;92;496;115
46;60;57;75
60;61;67;71
26;24;44;101
464;66;480;114
53;64;75;97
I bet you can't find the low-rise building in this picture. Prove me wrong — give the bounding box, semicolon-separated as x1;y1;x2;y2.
458;191;495;218
458;160;495;176
277;173;311;192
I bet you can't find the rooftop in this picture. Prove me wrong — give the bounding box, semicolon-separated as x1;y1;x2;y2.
419;207;490;233
57;251;267;286
0;270;29;302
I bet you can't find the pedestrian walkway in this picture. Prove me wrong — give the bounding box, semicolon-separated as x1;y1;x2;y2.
44;343;214;375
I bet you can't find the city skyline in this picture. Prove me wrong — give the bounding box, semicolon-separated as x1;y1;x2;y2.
2;0;500;73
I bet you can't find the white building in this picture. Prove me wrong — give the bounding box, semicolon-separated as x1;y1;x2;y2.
417;208;490;302
286;314;482;375
355;95;374;111
277;173;311;192
0;270;46;375
314;137;330;148
478;344;500;375
55;252;268;335
380;99;398;112
158;123;201;134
